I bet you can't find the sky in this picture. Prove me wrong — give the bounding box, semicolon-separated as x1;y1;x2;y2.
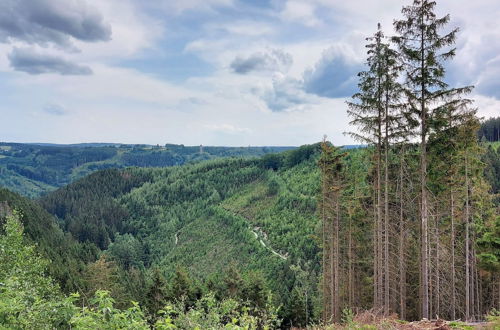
0;0;499;146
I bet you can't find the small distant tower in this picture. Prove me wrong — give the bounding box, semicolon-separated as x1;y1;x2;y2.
199;144;203;153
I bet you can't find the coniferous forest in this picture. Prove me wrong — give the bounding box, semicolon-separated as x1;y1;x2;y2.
1;1;499;329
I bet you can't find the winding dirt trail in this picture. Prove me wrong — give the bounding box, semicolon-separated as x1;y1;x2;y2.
220;205;288;260
251;227;288;260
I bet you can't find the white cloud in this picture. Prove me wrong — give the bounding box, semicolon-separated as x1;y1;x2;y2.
42;103;68;116
474;94;500;119
8;47;93;75
0;0;111;48
279;1;321;27
2;0;499;146
0;0;163;76
73;0;163;61
230;48;292;74
251;73;314;112
147;0;234;15
204;20;275;37
204;123;252;134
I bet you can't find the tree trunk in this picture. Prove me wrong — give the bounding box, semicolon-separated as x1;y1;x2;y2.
420;15;430;319
373;197;379;308
320;148;332;323
333;187;340;322
435;212;440;318
348;212;353;307
450;191;456;320
330;205;335;321
399;151;406;319
384;89;390;315
376;111;383;310
465;152;470;321
475;254;480;319
321;163;328;322
420;98;430;320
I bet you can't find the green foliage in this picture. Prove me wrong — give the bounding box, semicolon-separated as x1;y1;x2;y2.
341;308;355;326
284;144;320;168
0;189;94;293
0;210;279;328
482;144;500;199
70;290;150;329
0;211;74;328
155;292;279;330
260;153;283;171
477;207;500;272
108;233;146;270
266;178;280;196
486;308;500;328
36;151;325;325
447;321;474;330
167;266;201;308
0;138;495;326
0;143;293;197
40;168;152;249
83;255;130;307
145;268;169;320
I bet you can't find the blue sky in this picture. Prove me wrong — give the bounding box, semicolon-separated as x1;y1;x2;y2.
0;0;499;146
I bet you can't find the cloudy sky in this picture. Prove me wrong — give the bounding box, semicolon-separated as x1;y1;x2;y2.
1;0;499;146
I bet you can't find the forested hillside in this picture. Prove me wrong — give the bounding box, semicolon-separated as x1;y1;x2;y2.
0;143;293;198
0;145;322;327
1;140;499;328
1;0;500;328
0;188;97;293
37;144;322;325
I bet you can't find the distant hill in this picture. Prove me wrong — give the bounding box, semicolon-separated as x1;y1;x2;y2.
0;142;295;197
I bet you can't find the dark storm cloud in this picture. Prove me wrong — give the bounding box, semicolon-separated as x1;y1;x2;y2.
231;49;292;74
303;48;362;98
9;48;93;75
0;0;111;47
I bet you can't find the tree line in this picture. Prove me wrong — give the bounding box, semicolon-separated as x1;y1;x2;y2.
321;0;499;323
478;117;500;142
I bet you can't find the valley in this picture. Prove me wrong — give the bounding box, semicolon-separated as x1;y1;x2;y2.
1;0;499;328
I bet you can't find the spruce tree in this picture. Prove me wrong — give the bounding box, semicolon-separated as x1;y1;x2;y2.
347;25;385;311
145;268;168;319
392;0;473;319
319;139;345;323
347;23;403;314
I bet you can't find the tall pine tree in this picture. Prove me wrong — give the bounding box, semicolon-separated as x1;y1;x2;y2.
392;0;473;319
347;23;404;314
